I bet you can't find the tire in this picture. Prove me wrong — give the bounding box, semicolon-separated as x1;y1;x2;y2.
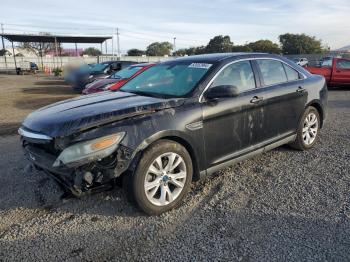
290;106;320;150
130;139;193;215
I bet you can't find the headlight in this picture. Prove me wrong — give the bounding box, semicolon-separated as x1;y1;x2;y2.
102;83;115;90
53;132;125;167
88;75;94;79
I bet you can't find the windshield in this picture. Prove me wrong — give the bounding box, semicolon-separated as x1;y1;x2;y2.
321;59;332;67
120;62;212;97
89;63;109;72
110;66;143;79
78;64;94;73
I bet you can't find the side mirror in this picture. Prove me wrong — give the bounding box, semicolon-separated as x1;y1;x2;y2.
204;85;239;100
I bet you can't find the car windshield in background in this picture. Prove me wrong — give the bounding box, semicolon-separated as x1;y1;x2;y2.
120;62;212;97
89;63;108;72
321;59;332;67
78;64;93;72
111;66;143;79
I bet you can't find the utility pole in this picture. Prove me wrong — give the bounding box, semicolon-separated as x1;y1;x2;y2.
173;37;176;56
1;23;8;71
116;28;120;59
111;30;115;60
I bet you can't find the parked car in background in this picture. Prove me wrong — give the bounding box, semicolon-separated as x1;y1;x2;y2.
317;56;333;67
292;57;309;67
306;57;350;86
65;61;136;92
19;53;327;215
15;61;39;75
83;63;155;95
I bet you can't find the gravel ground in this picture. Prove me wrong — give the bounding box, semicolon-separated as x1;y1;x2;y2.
0;89;349;261
0;74;76;136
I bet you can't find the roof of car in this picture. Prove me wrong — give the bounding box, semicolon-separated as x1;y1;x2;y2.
101;60;136;64
171;52;267;63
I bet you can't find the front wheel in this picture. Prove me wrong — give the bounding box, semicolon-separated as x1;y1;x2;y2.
290;106;320;150
131;140;193;215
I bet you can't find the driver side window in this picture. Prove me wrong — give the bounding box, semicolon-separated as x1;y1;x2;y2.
211;61;256;92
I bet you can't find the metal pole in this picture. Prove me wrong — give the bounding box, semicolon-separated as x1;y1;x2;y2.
105;41;107;55
75;43;78;57
1;23;8;71
59;42;62;68
112;30;115;60
11;41;17;71
116;28;120;59
54;37;58;68
39;42;44;70
100;43;103;55
173;37;176;56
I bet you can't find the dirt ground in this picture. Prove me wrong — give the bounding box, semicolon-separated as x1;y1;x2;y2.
0;74;77;136
0;75;349;261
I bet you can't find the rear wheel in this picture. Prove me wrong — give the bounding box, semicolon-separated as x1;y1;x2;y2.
130;140;193;215
290;106;320;150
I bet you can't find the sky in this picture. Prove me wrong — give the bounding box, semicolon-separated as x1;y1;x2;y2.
1;0;350;53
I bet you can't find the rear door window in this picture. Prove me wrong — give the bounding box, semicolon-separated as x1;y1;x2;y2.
256;59;288;86
283;64;300;81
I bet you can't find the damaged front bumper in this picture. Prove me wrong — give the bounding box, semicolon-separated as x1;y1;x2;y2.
22;141;135;197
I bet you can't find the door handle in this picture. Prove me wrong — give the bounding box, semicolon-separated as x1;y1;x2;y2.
250;96;264;104
296;86;306;93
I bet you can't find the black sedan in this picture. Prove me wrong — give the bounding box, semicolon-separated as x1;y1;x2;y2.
19;53;327;215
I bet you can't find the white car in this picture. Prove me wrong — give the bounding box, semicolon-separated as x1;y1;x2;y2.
293;58;309;67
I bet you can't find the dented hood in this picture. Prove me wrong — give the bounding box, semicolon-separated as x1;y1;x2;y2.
22;91;184;137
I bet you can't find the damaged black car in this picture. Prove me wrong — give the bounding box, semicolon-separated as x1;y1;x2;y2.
19;53;328;215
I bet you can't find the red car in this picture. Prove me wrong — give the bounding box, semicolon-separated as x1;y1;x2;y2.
82;63;155;94
306;58;350;86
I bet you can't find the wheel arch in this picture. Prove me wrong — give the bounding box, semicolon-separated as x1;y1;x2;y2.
131;130;201;181
306;100;324;128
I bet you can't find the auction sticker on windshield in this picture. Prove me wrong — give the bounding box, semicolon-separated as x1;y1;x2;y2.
188;63;212;69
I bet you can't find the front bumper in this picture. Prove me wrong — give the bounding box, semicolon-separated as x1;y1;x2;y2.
23;141;134;197
23;145;80;195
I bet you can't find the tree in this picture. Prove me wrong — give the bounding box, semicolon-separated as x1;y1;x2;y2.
174;46;206;56
279;33;325;54
205;35;233;53
82;47;102;56
247;40;281;54
19;32;60;56
146;42;173;56
0;49;9;56
127;48;145;56
231;45;253;52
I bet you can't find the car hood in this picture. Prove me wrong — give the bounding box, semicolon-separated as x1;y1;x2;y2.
22;91;185;138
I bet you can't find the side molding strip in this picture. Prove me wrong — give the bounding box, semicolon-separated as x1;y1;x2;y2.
203;134;296;177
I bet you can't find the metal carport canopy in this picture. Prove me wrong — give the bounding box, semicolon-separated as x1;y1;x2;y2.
0;33;112;43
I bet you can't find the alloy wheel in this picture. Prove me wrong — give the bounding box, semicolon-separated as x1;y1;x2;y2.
144;152;187;206
302;112;318;145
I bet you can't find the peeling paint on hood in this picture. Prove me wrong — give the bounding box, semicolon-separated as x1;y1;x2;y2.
22;91;185;137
